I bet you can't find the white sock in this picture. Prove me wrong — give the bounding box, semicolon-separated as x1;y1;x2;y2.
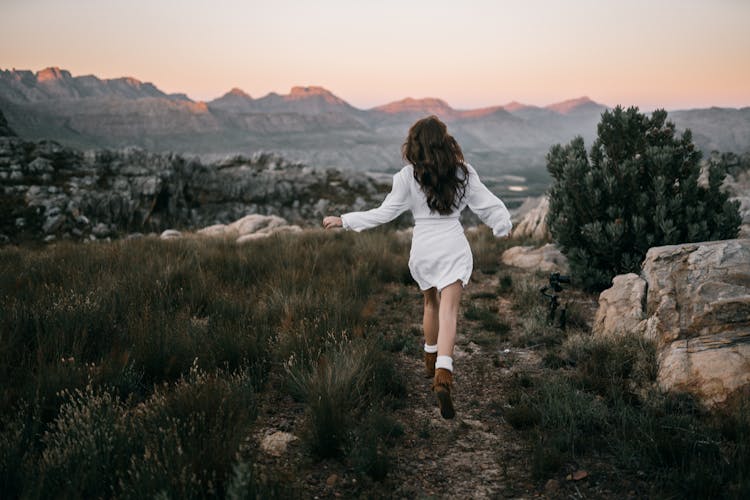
435;355;453;372
424;343;438;354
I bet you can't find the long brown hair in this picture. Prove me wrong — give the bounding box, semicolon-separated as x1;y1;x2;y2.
402;115;468;215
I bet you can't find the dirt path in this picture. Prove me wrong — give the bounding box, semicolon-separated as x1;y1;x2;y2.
250;270;552;498
368;272;542;499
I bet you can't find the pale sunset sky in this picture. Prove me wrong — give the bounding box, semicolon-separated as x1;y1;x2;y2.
1;0;748;110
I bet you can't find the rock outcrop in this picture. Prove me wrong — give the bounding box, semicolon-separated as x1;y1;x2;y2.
592;273;647;337
0;136;390;244
500;243;568;273
593;238;750;406
512;196;550;240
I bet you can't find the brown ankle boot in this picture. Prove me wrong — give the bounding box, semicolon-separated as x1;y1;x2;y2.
424;352;437;378
432;368;455;419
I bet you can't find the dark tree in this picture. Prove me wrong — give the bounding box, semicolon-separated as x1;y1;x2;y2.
546;106;741;291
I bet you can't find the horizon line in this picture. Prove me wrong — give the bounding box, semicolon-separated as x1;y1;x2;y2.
4;66;749;113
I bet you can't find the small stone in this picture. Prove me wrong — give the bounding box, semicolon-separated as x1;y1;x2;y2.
545;479;560;492
571;470;588;481
326;474;338;487
259;431;297;457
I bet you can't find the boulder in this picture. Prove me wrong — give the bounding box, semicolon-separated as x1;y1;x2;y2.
593;238;750;406
512;196;550;240
501;243;568;273
196;224;229;237
592;273;647;337
235;223;302;244
195;215;302;244
160;229;182;240
228;214;287;236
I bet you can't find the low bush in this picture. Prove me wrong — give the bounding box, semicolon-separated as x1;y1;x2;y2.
284;336;404;461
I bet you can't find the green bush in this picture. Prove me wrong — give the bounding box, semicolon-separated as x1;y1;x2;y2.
546;106;741;290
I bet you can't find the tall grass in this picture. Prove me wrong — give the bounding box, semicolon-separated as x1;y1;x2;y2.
505;328;750;498
0;229;410;497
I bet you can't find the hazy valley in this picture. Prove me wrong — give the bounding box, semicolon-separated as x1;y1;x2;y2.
2;67;749;189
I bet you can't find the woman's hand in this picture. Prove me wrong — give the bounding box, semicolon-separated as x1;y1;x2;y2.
323;216;343;230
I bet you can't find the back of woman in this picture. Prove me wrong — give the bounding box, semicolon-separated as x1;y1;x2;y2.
323;115;512;419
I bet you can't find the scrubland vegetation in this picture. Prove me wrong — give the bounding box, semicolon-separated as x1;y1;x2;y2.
0;231;410;497
496;270;750;499
1;228;748;498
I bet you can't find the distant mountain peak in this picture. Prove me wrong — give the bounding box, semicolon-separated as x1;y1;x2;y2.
503;101;532;112
227;87;251;98
289;85;334;96
120;76;144;87
287;86;345;104
36;67;71;82
546;96;601;114
373;97;455;115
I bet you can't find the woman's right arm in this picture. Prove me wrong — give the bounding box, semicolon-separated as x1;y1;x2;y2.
335;170;410;232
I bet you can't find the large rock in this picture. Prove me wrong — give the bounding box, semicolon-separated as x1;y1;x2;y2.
594;239;750;406
501;243;568;273
592;273;647;337
512;196;550;240
189;214;303;244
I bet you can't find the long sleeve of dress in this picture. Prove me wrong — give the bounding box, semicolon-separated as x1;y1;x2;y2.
341;170;410;232
466;165;513;237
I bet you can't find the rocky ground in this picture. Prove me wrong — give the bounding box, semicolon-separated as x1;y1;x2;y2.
0;135;393;244
246;266;659;499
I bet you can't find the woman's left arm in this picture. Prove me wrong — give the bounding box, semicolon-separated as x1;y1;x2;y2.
466;164;513;238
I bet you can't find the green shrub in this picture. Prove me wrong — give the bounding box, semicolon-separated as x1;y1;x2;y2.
119;363;257;499
284;333;404;467
285;336;366;456
546;106;742;290
37;385;130;498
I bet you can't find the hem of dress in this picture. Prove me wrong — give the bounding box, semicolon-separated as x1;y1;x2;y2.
416;276;470;292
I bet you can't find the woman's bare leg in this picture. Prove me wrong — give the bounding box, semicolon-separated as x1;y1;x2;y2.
422;287;439;377
437;280;463;357
422;287;439;346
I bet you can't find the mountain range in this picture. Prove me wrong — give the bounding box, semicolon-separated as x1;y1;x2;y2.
1;67;748;183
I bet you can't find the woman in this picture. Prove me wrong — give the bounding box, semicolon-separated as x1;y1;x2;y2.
323;115;512;419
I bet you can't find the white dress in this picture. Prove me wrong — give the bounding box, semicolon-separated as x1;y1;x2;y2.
341;163;512;292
